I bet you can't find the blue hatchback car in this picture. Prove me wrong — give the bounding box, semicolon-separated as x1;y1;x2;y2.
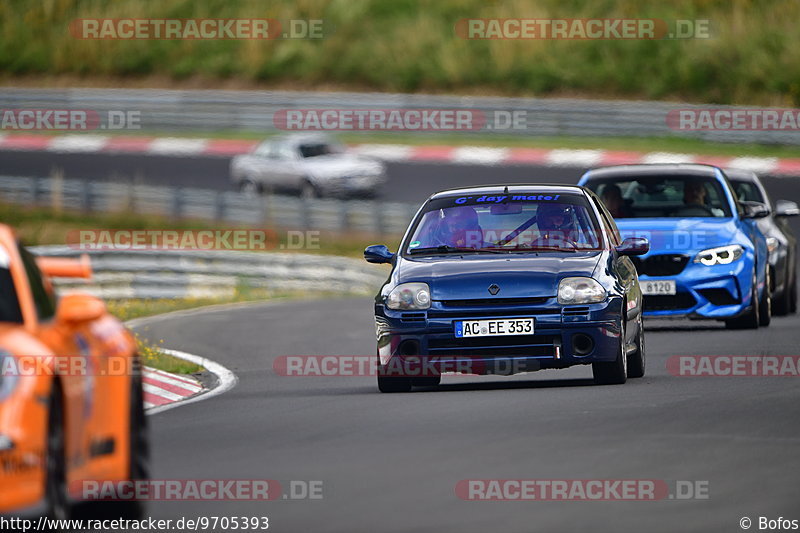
365;185;649;392
578;164;771;329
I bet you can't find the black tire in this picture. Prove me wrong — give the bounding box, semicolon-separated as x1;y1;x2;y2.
627;315;646;379
593;320;627;385
726;273;760;330
120;369;150;518
44;381;69;524
773;266;792;316
791;277;798;314
758;267;772;327
239;178;260;197
300;180;318;199
411;376;441;387
377;366;412;393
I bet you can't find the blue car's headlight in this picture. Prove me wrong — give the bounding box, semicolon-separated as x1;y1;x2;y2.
558;277;606;304
694;245;744;266
386;282;431;310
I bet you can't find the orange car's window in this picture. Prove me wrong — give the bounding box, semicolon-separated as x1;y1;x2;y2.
0;266;23;323
19;244;56;321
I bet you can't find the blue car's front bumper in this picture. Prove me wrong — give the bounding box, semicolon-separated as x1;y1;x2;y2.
638;254;754;319
375;296;624;377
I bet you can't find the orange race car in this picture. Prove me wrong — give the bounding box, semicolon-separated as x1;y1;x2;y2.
0;224;148;520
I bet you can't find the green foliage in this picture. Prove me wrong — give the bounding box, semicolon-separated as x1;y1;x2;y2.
1;0;798;104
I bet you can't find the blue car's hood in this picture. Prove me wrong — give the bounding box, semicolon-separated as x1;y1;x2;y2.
395;253;602;299
614;218;740;255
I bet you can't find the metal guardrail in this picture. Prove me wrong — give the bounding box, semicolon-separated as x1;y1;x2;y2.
2;88;799;145
0;175;418;236
31;245;388;300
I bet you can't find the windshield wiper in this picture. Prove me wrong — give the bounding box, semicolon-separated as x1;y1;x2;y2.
409;245;508;255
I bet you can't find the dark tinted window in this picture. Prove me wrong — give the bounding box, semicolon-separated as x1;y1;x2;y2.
730;180;765;203
18;244;56;321
0;245;23;323
587;176;733;218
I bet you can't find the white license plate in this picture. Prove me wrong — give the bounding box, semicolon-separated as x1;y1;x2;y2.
455;318;534;338
641;280;677;295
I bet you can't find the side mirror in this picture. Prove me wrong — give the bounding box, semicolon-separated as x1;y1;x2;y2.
56;294;106;323
364;245;395;264
616;237;649;256
741;200;770;219
775;199;800;217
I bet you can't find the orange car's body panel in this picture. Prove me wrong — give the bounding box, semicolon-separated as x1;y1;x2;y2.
0;226;138;515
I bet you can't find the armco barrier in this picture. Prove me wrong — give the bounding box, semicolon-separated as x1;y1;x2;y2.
31;245;389;299
0;174;418;236
1;87;799;145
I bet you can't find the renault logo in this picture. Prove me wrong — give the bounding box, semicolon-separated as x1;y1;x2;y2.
488;284;500;295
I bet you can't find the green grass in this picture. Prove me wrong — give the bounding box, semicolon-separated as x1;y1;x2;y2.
1;0;799;105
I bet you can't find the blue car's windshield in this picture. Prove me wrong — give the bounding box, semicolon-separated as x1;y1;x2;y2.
586;176;733;219
405;193;602;254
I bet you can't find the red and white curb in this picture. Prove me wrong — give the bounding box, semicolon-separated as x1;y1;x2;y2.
139;348;238;416
2;133;800;175
143;366;203;410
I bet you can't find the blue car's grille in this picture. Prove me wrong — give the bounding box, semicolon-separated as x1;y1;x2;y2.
643;293;697;311
440;297;550;307
632;254;689;277
428;334;559;357
428;308;560;318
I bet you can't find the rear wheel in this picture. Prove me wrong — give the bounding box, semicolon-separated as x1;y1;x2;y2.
791;277;798;314
627;315;646;379
120;369;150;518
593;320;627;385
44;381;69;524
726;273;760;330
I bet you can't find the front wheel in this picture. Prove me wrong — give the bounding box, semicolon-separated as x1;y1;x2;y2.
758;267;772;327
627;315;646;379
593;321;627;385
378;374;412;393
726;273;760;330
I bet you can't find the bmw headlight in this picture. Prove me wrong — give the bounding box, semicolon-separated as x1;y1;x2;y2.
558;277;606;304
694;245;744;266
386;282;431;310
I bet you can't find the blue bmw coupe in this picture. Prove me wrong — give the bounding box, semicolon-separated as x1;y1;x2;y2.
365;184;649;392
579;164;771;329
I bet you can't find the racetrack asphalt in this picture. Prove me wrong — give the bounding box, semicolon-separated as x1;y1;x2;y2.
4;148;800;532
132;296;800;533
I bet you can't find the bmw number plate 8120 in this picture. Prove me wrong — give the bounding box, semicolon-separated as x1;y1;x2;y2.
454;318;534;338
641;280;677;295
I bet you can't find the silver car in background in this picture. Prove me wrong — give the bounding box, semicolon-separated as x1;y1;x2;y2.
230;134;387;198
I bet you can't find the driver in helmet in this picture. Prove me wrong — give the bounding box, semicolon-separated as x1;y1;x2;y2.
440;206;484;248
536;203;575;244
